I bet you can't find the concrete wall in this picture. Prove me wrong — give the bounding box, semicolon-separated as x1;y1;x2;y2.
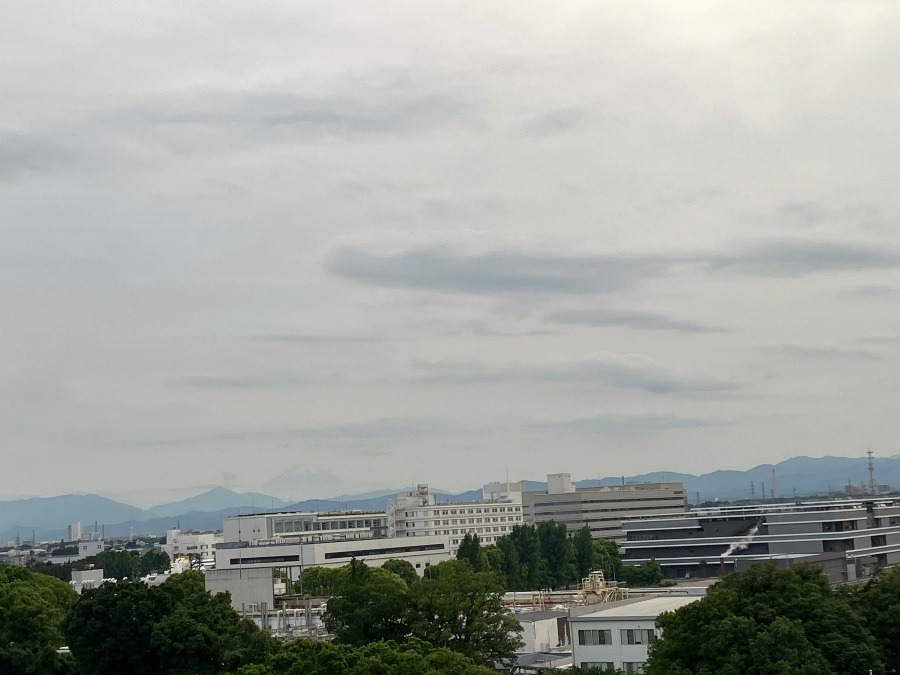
205;568;274;611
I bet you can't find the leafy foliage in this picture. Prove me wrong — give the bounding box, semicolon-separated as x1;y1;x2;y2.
0;565;77;673
646;563;884;675
407;560;522;665
64;570;275;674
382;558;419;586
245;637;496;675
323;559;412;645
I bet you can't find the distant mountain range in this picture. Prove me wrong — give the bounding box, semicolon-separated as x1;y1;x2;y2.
3;455;898;543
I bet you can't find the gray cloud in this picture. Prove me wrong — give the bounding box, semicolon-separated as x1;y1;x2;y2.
175;375;312;388
106;80;477;139
763;344;882;361
326;246;667;295
327;240;900;296
706;240;900;277
544;413;724;439
0;131;70;180
251;334;373;344
837;284;898;300
547;308;720;333
213;417;446;443
520;106;596;136
414;353;736;395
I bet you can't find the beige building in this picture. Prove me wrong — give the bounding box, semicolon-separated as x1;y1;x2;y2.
523;473;687;541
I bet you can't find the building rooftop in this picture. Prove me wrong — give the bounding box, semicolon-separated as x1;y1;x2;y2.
570;594;700;621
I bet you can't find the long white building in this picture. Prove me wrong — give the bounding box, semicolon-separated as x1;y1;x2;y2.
389;482;524;556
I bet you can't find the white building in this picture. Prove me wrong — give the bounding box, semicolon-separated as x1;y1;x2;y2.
162;528;223;560
389;482;524;556
569;595;701;673
78;539;105;558
223;511;387;546
68;522;83;542
215;533;451;575
515;609;570;652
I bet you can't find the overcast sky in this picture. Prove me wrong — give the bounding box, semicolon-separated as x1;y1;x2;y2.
3;2;900;507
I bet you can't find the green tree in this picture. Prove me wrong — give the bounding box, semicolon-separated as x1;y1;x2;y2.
407;560;522;665
260;637;495;675
457;533;483;571
92;549;142;580
323;559;412;645
619;559;663;587
572;526;594;579
65;579;169;674
382;558;419;587
64;571;274;674
646;563;883;675
496;536;521;590
507;524;541;590
537;521;576;588
847;566;900;672
481;545;506;584
140;550;171;575
0;565;77;673
591;539;622;581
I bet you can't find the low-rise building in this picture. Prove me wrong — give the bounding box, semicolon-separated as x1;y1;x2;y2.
161;528;223;560
570;595;701;673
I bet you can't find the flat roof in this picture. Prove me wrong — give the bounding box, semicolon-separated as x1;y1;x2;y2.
571;594;700;621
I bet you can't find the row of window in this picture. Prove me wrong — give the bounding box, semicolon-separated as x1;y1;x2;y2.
407;516;521;526
404;506;521;517
273;518;385;534
581;663;646;674
578;628;656;646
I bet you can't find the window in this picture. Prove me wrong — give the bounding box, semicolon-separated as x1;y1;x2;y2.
578;629;612;646
621;629;655;645
581;664;616;672
623;662;646;674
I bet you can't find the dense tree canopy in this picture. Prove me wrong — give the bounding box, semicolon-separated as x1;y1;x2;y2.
64;570;275;675
323;559;412;645
407;560;522;665
0;565;77;673
646;563;885;675
241;637;496;675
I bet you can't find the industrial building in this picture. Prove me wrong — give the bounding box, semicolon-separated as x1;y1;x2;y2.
522;474;687;541
621;497;900;580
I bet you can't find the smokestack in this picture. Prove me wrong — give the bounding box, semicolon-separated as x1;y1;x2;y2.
772;469;777;500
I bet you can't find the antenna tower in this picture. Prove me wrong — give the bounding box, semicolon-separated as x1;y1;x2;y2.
867;449;877;494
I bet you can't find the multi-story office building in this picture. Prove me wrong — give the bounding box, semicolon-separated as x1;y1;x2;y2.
389;482;524;556
622;497;900;579
523;474;687;541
